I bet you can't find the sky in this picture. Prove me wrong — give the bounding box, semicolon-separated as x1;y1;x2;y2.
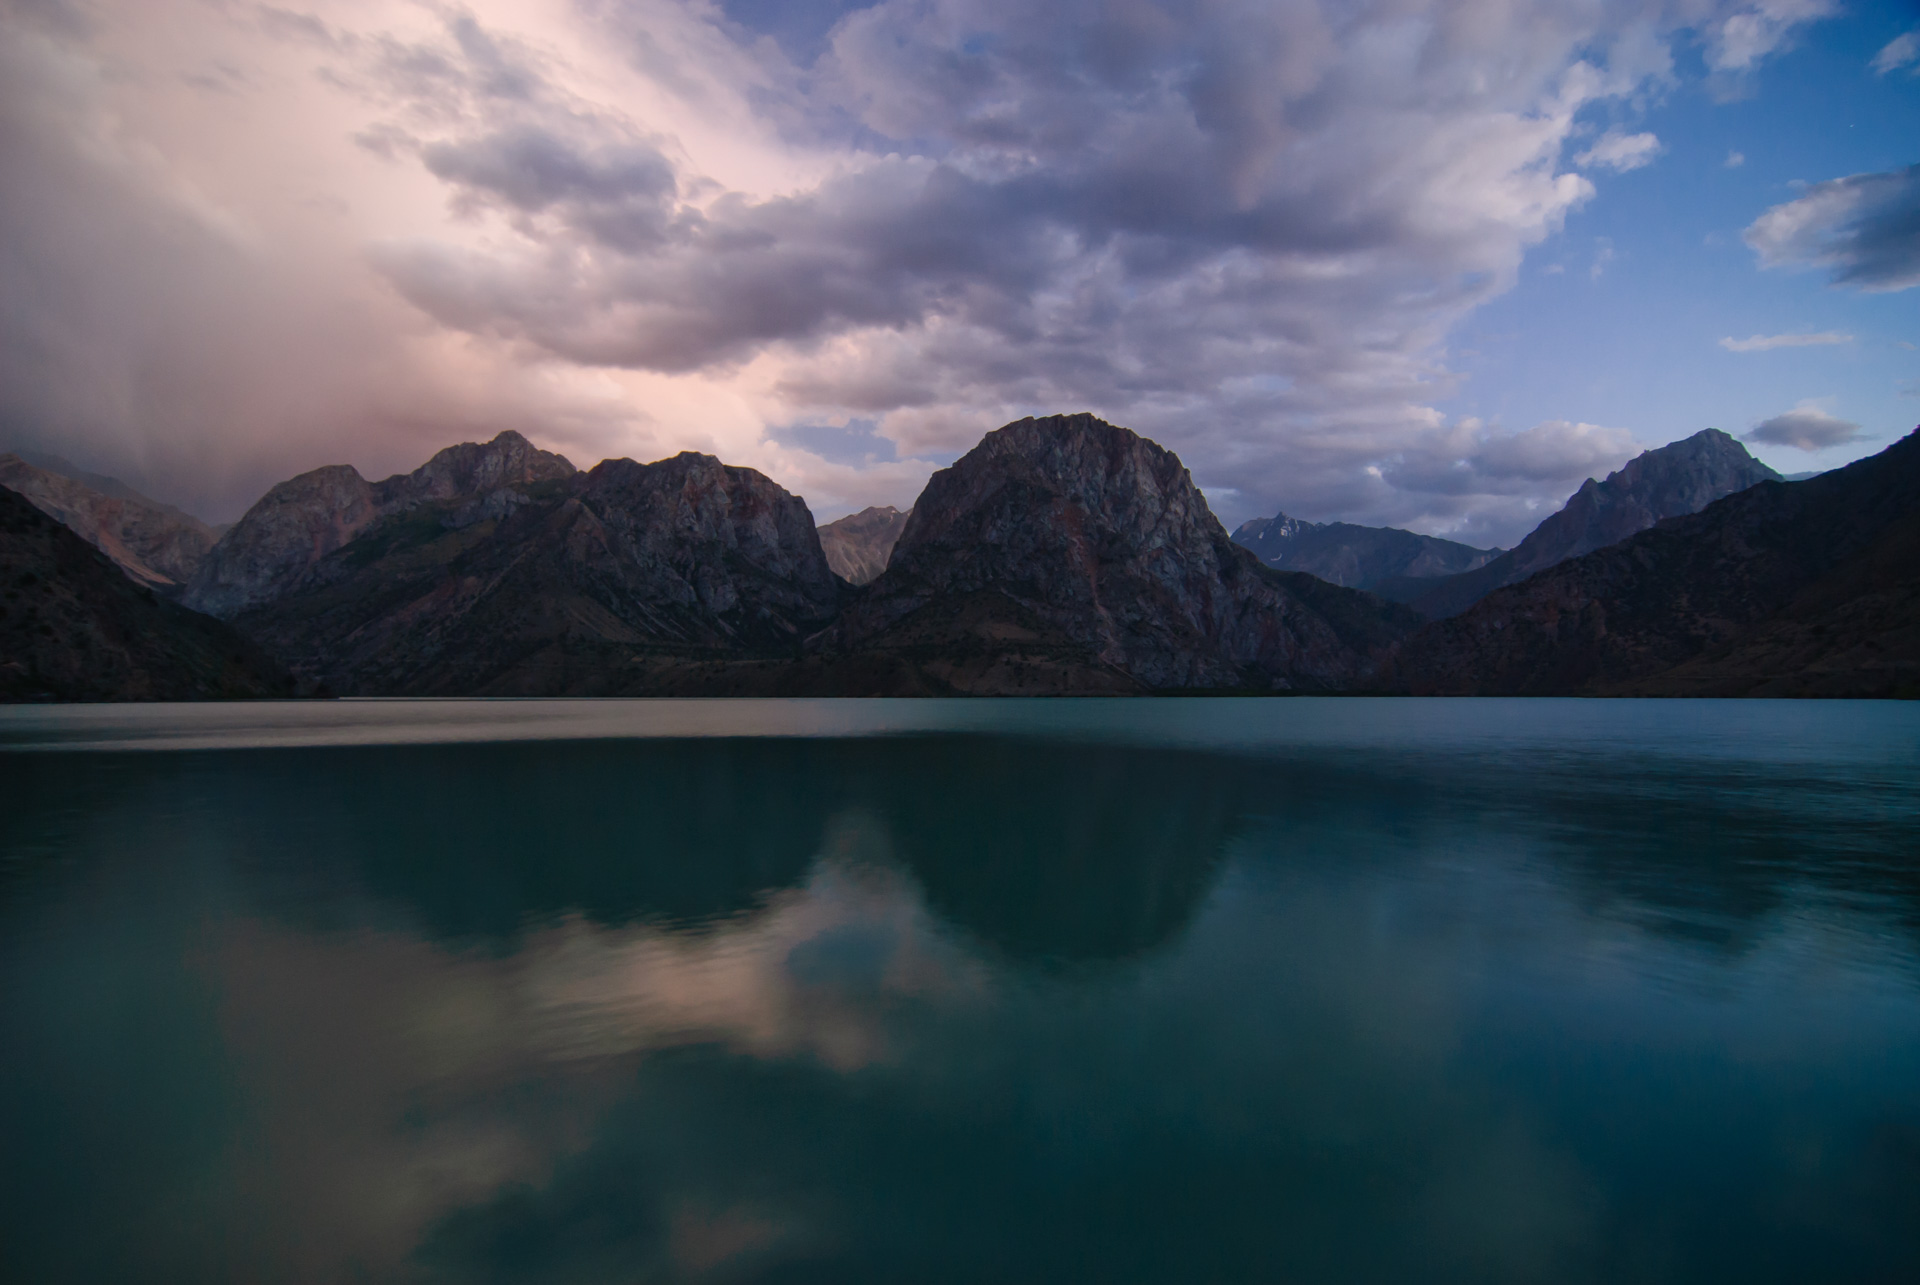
0;0;1915;544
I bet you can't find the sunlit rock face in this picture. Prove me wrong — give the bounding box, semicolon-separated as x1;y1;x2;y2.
826;414;1419;691
231;450;841;695
1396;429;1782;619
184;431;575;617
818;506;912;586
0;454;221;592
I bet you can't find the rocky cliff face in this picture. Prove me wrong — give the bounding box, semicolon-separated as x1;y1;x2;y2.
1;484;291;701
185;431;574;617
1384;428;1920;697
1395;429;1780;618
235;451;840;695
0;454;220;591
824;414;1419;692
1231;511;1499;589
818;505;912;585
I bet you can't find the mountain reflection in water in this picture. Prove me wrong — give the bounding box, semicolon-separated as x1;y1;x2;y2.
1;700;1917;1284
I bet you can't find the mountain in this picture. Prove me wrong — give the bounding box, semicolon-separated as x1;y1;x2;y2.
1382;429;1781;618
0;453;221;591
5;448;186;508
818;414;1420;693
1384;428;1920;697
184;430;576;617
1;484;291;701
818;505;911;585
1230;512;1499;589
231;450;841;695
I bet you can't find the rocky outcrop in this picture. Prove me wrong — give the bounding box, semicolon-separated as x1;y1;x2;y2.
235;451;841;695
185;430;574;617
1388;429;1780;617
1384;428;1920;697
1231;511;1499;589
818;505;912;585
0;454;220;591
0;484;291;701
821;414;1420;692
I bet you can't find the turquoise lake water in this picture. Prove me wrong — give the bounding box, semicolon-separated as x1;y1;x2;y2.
2;698;1917;1283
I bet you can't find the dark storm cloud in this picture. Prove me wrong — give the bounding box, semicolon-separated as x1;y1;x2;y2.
362;0;1694;536
1744;164;1920;293
0;1;1840;538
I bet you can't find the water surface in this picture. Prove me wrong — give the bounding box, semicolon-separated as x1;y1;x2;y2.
3;699;1918;1283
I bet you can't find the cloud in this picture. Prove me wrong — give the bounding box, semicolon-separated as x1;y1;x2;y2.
1725;150;1744;168
1718;331;1853;351
1743;164;1920;292
0;0;1844;533
1706;0;1839;74
1871;31;1919;75
1744;402;1864;450
1574;129;1661;172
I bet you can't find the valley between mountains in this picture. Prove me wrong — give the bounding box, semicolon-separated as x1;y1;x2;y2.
3;413;1916;700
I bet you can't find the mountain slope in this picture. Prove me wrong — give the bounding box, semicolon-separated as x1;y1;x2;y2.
0;454;221;591
1;485;291;701
1386;429;1780;617
821;414;1419;693
1385;428;1920;697
818;505;912;585
1231;512;1499;589
184;430;576;617
234;452;842;695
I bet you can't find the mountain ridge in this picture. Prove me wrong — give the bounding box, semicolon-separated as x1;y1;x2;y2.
1385;429;1780;618
0;453;222;591
1383;428;1920;697
1230;511;1500;589
184;430;577;617
817;414;1421;693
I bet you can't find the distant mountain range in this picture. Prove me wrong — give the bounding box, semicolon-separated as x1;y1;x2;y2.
1230;513;1499;590
3;415;1912;700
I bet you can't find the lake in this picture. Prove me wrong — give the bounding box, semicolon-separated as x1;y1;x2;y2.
2;698;1918;1283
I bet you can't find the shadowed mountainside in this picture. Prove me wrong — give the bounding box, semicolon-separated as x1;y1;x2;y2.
184;430;577;617
233;451;843;695
1379;429;1781;618
818;414;1420;693
1385;428;1920;697
0;484;291;701
1231;511;1499;590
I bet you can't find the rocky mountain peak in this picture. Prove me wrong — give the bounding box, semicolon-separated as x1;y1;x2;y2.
1232;512;1316;545
1510;428;1779;574
1405;428;1781;618
574;452;838;608
377;430;575;507
818;505;912;585
833;413;1417;690
186;434;577;618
